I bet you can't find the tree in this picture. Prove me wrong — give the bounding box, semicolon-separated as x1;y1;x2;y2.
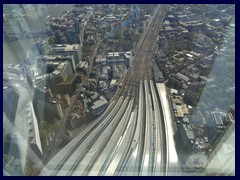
48;35;56;45
83;45;92;56
113;29;122;40
38;119;60;143
76;83;81;89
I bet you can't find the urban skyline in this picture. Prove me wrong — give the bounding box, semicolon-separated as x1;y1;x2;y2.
3;4;235;176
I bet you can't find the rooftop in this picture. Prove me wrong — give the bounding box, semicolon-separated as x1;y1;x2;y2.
63;74;75;84
51;44;80;52
183;124;195;140
213;112;224;125
176;72;190;82
90;96;108;110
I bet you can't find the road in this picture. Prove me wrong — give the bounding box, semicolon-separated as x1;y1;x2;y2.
40;5;181;176
43;34;103;162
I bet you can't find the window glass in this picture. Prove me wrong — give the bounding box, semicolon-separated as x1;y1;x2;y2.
3;4;235;176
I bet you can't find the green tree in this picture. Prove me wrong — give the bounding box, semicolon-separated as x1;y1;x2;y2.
113;29;123;40
48;35;56;45
39;119;60;142
76;83;81;89
83;46;92;55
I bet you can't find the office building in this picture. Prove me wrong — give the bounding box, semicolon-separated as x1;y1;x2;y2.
47;44;82;68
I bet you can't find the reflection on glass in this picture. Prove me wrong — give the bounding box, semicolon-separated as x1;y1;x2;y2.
3;4;235;176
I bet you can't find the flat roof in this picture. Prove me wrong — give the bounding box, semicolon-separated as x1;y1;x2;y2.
176;72;189;82
52;44;79;51
52;70;60;75
183;124;195;139
213;112;224;125
90;92;99;100
183;117;189;123
91;96;107;110
110;79;117;85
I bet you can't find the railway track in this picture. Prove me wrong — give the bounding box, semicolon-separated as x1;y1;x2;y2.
39;5;177;176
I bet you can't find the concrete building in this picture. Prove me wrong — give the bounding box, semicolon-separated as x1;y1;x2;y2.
33;61;73;95
95;55;107;64
58;74;81;96
42;54;77;72
176;72;190;83
76;61;88;74
167;74;183;90
36;97;64;119
109;79;117;90
183;90;200;106
48;44;82;68
98;80;108;92
107;51;131;67
100;66;111;80
112;64;126;79
175;122;195;163
90;96;108;116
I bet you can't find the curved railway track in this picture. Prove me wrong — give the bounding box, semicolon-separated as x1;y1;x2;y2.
40;5;180;176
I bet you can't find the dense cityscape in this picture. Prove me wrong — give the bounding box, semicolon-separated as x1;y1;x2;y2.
3;4;235;176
